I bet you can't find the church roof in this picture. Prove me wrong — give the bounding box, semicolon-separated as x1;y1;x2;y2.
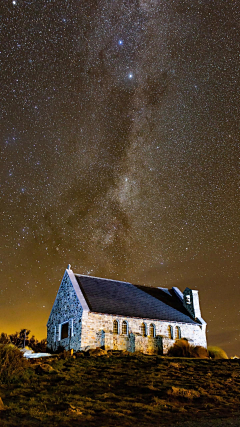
74;274;197;324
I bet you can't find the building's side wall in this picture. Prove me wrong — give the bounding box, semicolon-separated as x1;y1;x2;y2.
47;271;83;352
80;312;207;354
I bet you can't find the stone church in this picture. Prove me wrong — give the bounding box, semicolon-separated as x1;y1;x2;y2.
47;266;207;354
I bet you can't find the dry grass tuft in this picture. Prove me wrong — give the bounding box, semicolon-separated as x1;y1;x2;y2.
167;386;201;400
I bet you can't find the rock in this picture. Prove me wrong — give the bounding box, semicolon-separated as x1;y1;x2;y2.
88;347;107;356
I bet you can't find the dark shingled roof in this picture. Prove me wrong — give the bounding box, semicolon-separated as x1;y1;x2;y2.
75;275;197;324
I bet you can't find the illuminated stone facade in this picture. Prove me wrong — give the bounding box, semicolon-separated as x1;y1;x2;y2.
47;268;207;354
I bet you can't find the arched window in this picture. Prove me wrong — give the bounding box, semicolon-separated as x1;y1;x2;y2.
149;324;155;338
176;326;181;339
122;321;128;335
168;325;174;340
113;320;119;334
141;322;147;337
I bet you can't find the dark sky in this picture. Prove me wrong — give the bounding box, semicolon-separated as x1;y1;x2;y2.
1;0;239;355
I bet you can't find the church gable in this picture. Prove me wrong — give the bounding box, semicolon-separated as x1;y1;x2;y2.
47;270;84;351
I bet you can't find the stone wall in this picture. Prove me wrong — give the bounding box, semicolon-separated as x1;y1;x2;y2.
80;312;207;354
47;271;83;352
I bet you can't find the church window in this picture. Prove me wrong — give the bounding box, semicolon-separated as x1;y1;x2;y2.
168;325;174;339
149;323;155;338
122;321;128;335
185;295;191;304
176;326;181;339
141;322;147;337
61;322;69;340
113;320;119;334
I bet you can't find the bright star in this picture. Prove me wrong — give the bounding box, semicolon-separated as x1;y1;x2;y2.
12;1;16;4
118;40;123;45
128;73;133;79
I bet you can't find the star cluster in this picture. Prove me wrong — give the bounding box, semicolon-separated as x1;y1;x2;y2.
1;0;239;355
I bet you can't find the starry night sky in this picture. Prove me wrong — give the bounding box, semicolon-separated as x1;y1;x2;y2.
1;0;239;355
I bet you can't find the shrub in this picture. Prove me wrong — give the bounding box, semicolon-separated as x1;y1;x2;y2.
191;345;208;358
30;338;47;353
167;339;192;357
0;344;29;383
0;332;10;344
208;346;228;359
167;339;208;358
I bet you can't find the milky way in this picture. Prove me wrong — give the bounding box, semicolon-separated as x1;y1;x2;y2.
1;0;239;355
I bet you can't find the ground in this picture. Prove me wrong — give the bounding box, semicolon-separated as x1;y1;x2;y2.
0;351;239;426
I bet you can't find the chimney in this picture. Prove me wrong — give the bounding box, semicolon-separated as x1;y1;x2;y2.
183;287;202;320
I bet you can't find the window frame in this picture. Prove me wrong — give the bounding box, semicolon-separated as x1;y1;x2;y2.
149;323;156;338
61;321;69;340
113;319;119;334
169;325;174;340
140;322;147;337
176;326;181;339
122;320;128;335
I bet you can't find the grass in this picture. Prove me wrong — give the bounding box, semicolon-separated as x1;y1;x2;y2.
0;351;239;426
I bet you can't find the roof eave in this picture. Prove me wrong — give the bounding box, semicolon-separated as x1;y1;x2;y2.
67;268;90;312
88;311;198;325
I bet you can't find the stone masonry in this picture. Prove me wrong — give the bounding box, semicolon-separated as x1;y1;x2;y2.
80;312;207;354
47;271;83;352
47;268;207;354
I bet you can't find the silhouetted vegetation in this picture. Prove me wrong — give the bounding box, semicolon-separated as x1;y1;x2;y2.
0;330;47;353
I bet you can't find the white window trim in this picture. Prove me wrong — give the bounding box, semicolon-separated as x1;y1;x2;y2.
70;318;74;337
58;324;61;341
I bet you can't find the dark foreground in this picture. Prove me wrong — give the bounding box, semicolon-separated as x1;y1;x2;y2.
0;351;239;426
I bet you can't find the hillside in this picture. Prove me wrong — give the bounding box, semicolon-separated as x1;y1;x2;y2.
0;350;240;426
